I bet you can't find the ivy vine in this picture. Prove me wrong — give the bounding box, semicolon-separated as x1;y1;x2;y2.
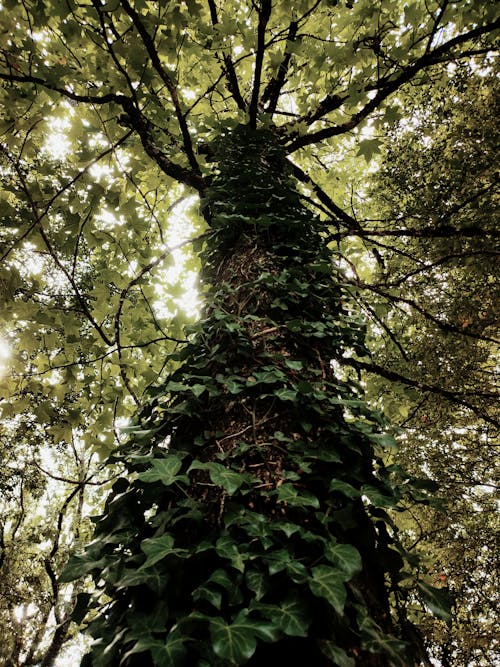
62;126;447;666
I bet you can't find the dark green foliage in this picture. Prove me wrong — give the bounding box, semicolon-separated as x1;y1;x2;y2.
62;127;438;665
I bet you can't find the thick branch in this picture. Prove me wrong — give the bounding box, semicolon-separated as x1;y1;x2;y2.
356;283;500;345
120;0;201;176
342;357;498;428
249;0;272;129
330;225;500;241
119;100;206;191
207;0;247;110
286;19;500;151
261;20;298;113
288;160;361;229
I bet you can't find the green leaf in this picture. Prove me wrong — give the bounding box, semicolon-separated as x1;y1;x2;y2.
226;377;244;394
309;565;347;614
324;543;362;580
121;629;188;667
329;480;360;498
361;484;398;508
151;629;188;667
115;567;165;592
284;359;303;370
245;570;268;601
356;138;383;163
366;432;398;449
191;383;207;397
215;535;247;572
264;596;311;637
138;456;185;486
120;637;163;665
274;387;298;401
193;582;223;610
209;610;278;663
277;483;319;508
417;582;452;622
319;641;355;667
189;461;247;495
140;534;188;569
59;552;108;582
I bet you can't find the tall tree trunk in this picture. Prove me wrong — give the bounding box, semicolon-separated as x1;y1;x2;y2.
75;127;424;666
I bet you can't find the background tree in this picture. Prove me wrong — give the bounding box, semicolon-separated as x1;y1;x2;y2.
0;1;498;665
360;62;499;666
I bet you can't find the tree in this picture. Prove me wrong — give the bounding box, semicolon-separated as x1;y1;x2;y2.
0;1;498;665
362;62;499;666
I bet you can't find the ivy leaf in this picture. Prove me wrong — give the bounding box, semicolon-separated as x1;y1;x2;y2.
284;359;303;370
151;628;188;667
138;456;186;486
115;567;165;593
324;543;362;580
121;629;188;667
366;432;398;449
215;535;247;572
309;565;347;614
274;387;298;401
329;479;360;498
209;610;278;663
260;596;311;637
319;641;355;667
245;570;268;601
361;484;398;508
417;582;452;622
277;483;319;508
189;461;247;495
59;552;108;582
140;534;188;569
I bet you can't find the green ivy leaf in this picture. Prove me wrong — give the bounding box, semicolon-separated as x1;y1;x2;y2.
215;535;247;572
245;570;268;601
324;543;362;580
319;641;355;667
189;461;247;495
329;479;360;498
59;552;108;582
277;483;319;508
284;359;303;370
209;610;278;663
309;565;347;614
361;484;398;508
264;596;311;637
274;387;298;401
115;567;165;592
417;582;452;623
151;628;189;667
140;534;188;569
138;456;186;486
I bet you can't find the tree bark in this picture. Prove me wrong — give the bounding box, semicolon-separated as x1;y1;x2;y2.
78;126;424;666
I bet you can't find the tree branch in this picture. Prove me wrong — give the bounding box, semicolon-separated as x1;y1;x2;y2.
329;224;500;241
0;70;128;105
355;283;500;345
249;0;272;129
119;99;206;191
286;19;500;151
207;0;247;110
288;159;362;229
261;19;298;113
341;357;499;428
120;0;201;176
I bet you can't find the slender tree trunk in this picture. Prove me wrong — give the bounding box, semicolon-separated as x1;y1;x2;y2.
77;127;424;666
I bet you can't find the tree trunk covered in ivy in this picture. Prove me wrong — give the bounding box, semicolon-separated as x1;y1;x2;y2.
71;127;427;666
